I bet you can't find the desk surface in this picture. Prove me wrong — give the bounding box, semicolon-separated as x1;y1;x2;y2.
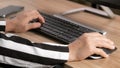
0;0;120;68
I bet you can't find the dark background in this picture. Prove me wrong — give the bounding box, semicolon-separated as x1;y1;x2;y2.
69;0;120;15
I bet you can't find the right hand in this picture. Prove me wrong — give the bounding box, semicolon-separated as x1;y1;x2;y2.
68;32;115;61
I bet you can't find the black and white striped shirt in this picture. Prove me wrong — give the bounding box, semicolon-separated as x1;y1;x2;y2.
0;21;6;31
0;21;69;68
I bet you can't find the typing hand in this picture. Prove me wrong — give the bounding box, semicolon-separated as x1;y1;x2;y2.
68;32;115;61
6;10;45;33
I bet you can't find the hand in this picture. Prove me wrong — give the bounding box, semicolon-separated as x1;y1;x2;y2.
68;32;115;61
5;10;45;33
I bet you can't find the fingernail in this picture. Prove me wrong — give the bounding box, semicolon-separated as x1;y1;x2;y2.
105;55;109;58
43;20;45;23
112;46;115;49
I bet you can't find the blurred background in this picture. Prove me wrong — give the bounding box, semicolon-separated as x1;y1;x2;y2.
69;0;120;15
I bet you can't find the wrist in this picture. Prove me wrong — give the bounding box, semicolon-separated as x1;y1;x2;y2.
5;19;15;32
68;44;77;61
68;39;84;61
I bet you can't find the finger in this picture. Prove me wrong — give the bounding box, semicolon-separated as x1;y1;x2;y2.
27;22;41;30
25;10;45;23
94;48;109;58
97;43;115;50
38;14;45;23
94;37;115;49
82;32;103;37
26;13;40;21
29;10;45;23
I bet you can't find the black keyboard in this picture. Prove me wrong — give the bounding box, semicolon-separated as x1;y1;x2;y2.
31;12;106;44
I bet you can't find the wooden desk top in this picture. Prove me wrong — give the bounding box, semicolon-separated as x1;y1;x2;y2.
0;0;120;68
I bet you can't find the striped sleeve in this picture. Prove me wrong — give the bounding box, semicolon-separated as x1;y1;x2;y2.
0;21;6;31
0;33;69;68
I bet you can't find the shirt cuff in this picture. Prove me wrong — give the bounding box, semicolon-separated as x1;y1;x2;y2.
41;42;69;61
59;51;69;61
0;21;6;31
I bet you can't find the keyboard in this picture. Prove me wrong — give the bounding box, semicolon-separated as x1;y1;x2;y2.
31;12;106;44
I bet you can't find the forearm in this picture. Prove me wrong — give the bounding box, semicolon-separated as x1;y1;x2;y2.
0;33;69;67
0;19;13;32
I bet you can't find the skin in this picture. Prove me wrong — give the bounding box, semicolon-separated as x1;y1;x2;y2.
68;32;115;61
5;10;115;62
6;10;45;33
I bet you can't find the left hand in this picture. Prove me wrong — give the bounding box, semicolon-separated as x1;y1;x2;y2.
6;10;45;33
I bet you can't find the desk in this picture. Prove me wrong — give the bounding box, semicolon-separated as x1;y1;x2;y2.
0;0;120;68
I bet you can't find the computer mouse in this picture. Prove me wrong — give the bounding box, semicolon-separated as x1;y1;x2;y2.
88;47;117;59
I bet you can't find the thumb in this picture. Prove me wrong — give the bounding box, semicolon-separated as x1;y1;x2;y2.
27;22;41;30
